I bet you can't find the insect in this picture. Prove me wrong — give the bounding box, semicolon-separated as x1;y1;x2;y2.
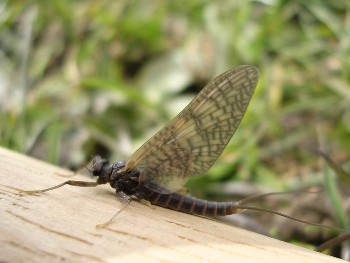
21;65;337;229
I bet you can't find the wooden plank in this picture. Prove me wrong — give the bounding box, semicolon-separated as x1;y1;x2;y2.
0;146;345;263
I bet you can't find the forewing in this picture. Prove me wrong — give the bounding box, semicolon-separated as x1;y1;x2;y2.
125;65;259;193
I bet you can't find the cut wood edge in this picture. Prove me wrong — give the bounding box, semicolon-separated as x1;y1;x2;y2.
0;147;345;263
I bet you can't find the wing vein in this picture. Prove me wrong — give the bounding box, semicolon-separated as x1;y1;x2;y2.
125;65;259;193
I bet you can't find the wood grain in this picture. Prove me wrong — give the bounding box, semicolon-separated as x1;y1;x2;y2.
0;147;345;263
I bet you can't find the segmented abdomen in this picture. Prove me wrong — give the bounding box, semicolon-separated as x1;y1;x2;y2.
140;187;238;216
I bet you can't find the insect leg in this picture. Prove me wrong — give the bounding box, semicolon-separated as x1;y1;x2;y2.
138;199;154;209
133;191;154;209
20;180;99;195
96;191;131;229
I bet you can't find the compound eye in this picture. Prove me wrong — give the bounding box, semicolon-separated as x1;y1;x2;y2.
88;156;108;176
116;161;126;169
92;169;101;176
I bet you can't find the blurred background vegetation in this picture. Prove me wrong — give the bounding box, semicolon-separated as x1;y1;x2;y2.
0;0;349;259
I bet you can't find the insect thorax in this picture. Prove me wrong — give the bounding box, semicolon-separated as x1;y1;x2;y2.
88;156;141;195
110;163;142;195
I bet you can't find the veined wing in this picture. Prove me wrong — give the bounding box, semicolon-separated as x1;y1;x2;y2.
125;65;259;193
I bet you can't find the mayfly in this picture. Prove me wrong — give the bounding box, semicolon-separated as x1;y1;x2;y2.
21;65;336;229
